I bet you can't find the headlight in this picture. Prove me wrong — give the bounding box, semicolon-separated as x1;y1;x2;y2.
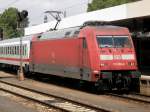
128;62;135;66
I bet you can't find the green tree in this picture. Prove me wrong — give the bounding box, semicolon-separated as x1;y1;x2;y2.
0;7;29;39
87;0;139;12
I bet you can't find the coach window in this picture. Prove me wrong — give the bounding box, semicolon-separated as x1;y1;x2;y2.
24;45;26;56
6;47;7;55
16;46;18;55
14;46;15;55
8;47;10;54
7;47;9;55
4;47;5;55
3;47;5;54
10;46;12;55
12;46;14;55
4;47;6;55
8;46;10;55
2;47;4;54
83;38;87;49
24;45;26;55
12;46;13;55
0;47;1;54
16;46;17;55
23;45;25;56
2;47;3;54
11;46;14;55
9;46;12;55
1;47;2;54
15;46;16;55
22;45;23;56
18;46;20;55
5;47;6;55
13;46;15;55
3;47;4;55
10;47;12;54
9;47;10;55
6;47;8;55
17;46;19;55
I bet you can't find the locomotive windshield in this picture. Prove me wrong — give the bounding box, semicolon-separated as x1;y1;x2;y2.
97;36;132;48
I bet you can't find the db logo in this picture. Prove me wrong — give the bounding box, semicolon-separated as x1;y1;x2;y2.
114;55;121;59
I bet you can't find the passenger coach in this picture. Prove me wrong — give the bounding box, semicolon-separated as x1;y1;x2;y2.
0;36;32;69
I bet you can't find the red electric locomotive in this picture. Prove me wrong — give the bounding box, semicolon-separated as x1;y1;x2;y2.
0;21;140;92
29;21;141;92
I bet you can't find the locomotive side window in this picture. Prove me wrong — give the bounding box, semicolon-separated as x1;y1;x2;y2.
83;38;87;48
65;31;71;37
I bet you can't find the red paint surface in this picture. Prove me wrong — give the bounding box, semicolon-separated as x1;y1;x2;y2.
30;26;138;81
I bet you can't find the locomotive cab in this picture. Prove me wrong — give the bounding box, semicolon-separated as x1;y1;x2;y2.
97;35;136;70
81;25;141;92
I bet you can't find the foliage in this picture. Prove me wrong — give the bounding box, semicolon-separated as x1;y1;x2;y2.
87;0;140;12
0;7;29;39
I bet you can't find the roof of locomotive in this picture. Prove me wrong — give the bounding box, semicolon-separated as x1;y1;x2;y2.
0;23;128;44
39;24;128;40
40;26;80;40
0;35;33;44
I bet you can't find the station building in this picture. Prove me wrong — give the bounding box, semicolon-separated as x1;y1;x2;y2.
25;0;150;71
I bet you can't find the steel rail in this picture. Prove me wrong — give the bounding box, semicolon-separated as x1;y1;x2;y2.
0;80;111;112
0;88;67;112
133;93;150;97
107;93;150;104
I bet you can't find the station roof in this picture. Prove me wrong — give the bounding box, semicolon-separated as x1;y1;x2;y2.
25;0;150;36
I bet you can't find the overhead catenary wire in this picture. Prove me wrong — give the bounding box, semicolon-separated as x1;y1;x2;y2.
43;0;89;22
57;0;89;11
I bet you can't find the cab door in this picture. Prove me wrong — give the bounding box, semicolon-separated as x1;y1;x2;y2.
80;37;89;80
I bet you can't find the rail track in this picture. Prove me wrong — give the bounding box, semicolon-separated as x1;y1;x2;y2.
0;80;111;112
107;92;150;104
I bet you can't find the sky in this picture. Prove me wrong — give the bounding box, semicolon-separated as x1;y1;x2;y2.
0;0;90;26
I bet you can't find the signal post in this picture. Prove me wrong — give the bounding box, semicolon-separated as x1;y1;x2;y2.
17;10;28;81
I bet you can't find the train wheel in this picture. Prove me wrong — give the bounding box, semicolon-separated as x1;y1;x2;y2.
95;79;111;94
